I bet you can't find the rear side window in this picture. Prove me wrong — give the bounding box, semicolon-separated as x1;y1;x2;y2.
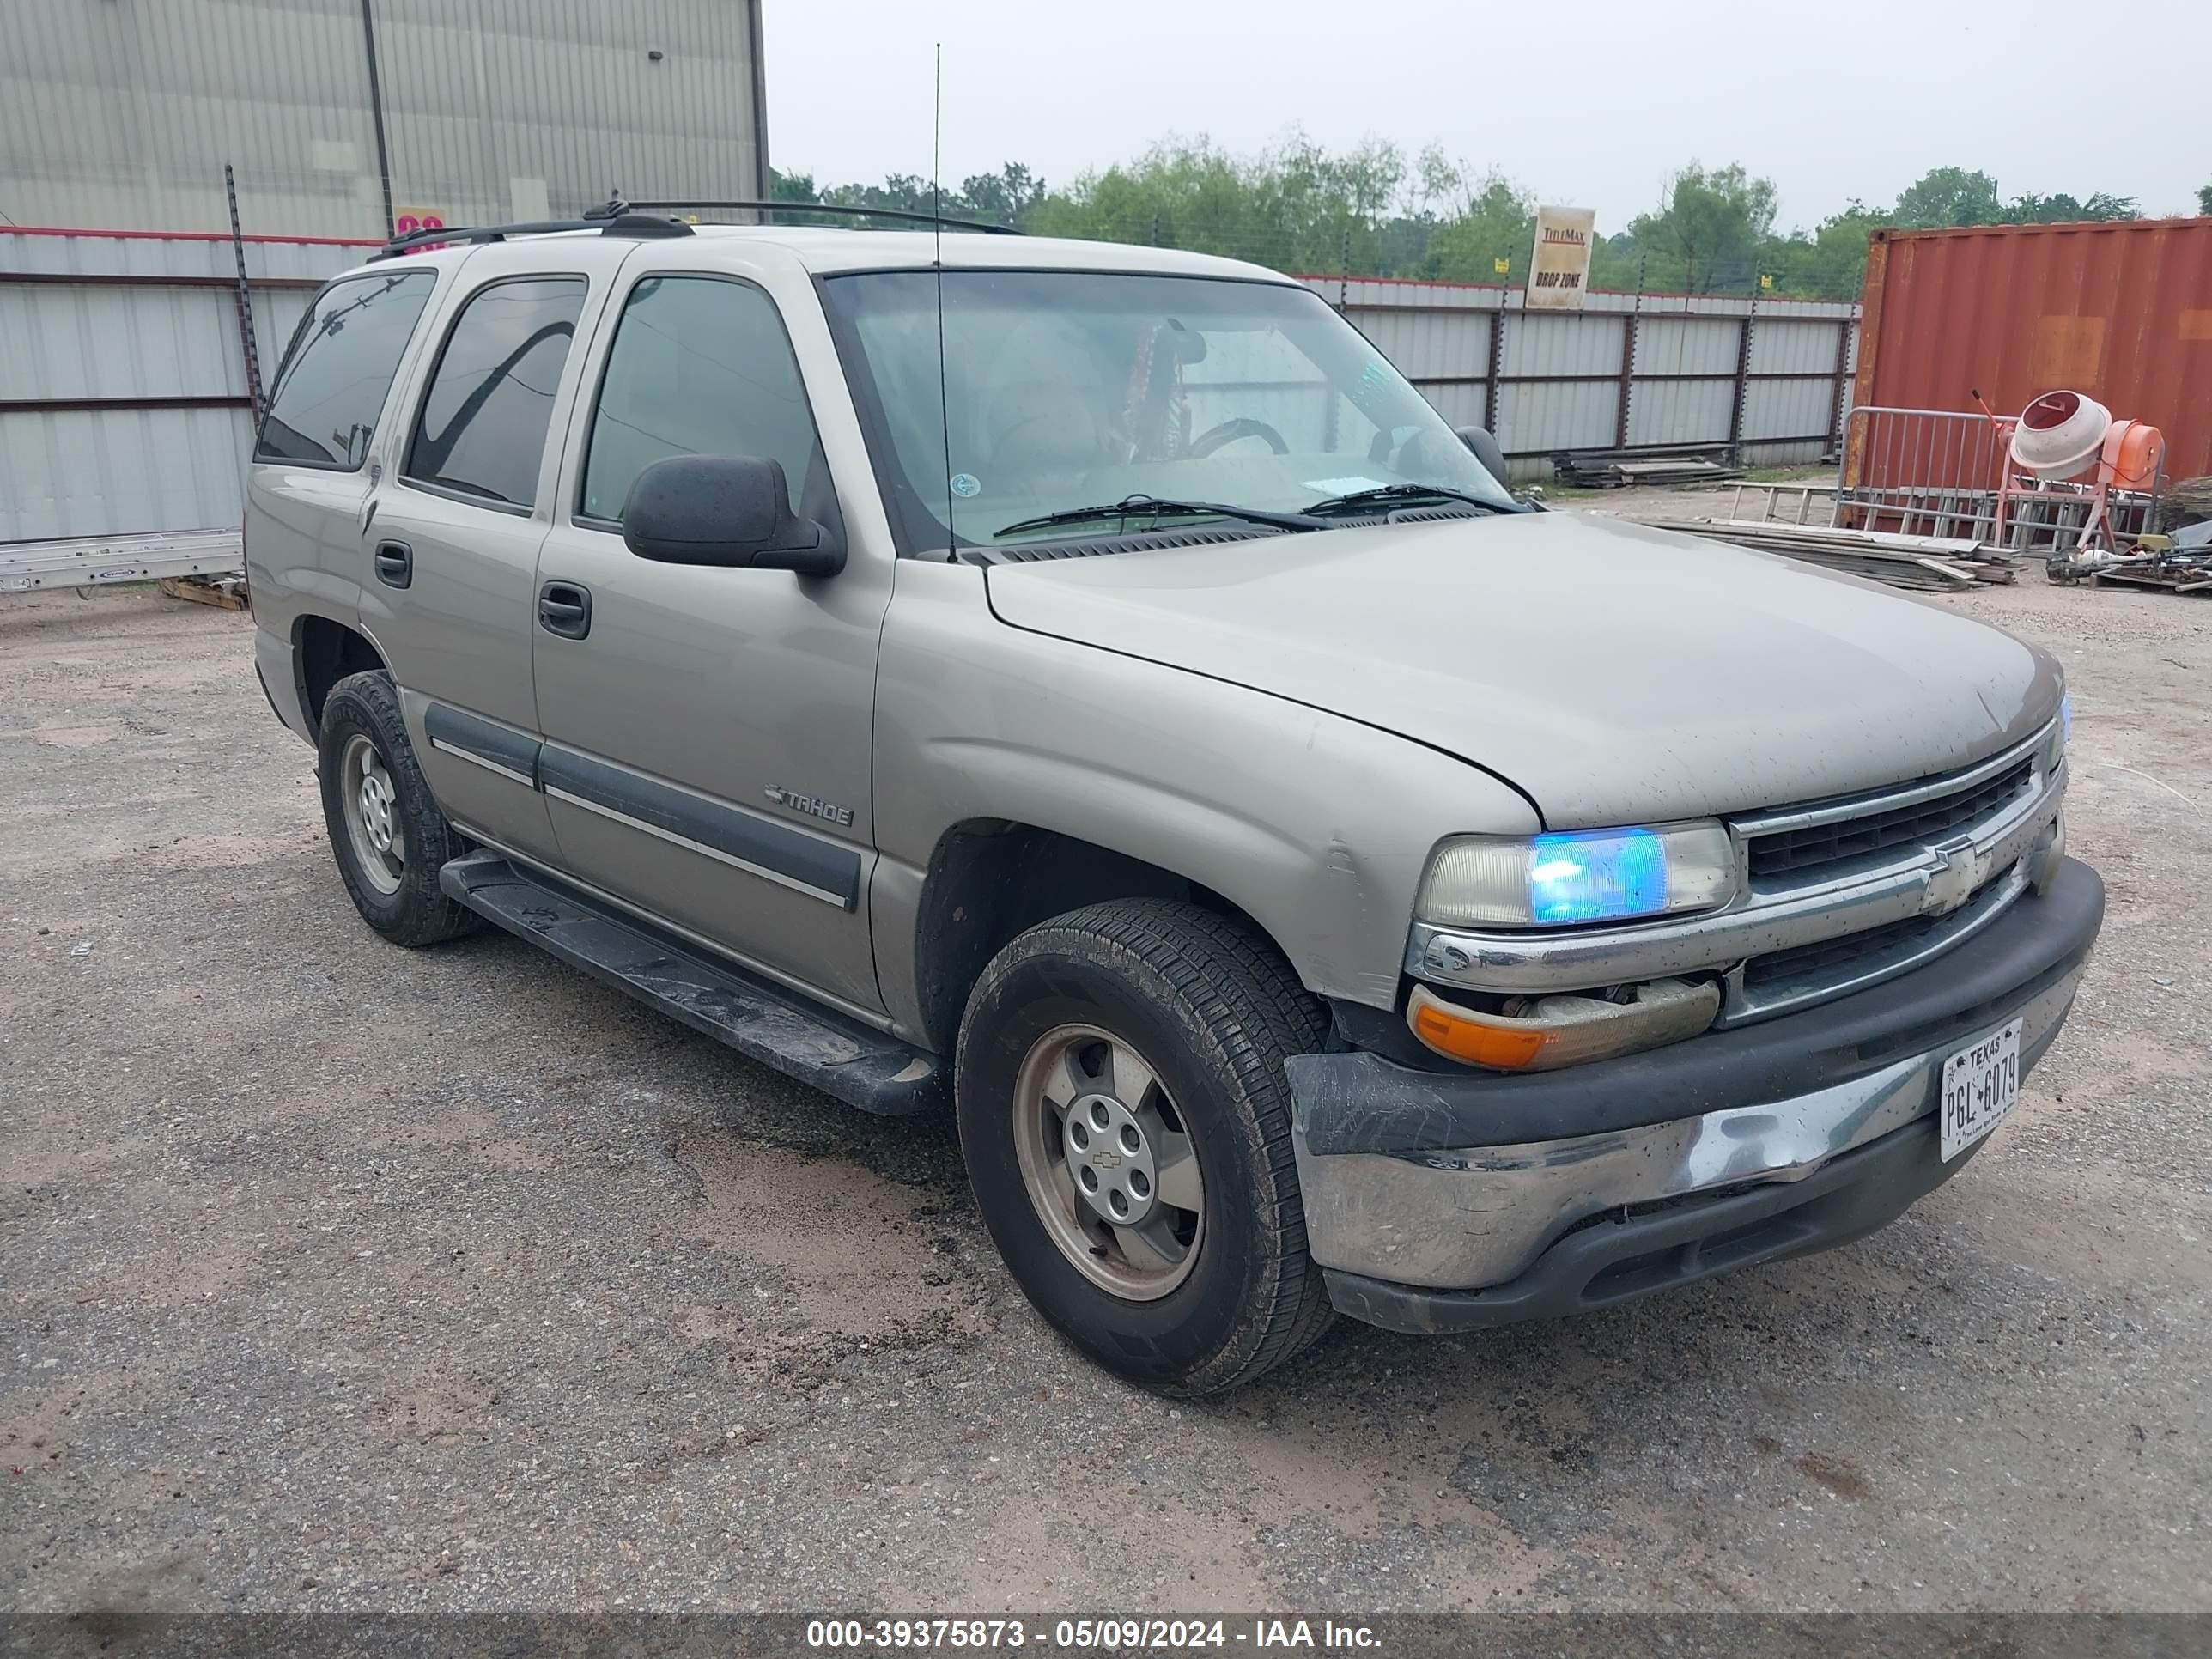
404;276;586;510
255;270;435;470
580;275;822;523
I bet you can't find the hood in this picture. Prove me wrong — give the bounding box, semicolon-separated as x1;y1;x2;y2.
982;511;2062;827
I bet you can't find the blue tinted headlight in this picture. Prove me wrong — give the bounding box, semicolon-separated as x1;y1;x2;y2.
1528;830;1668;923
2060;694;2072;750
1419;822;1738;929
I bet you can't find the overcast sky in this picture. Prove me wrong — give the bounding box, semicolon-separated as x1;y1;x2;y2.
763;0;2209;231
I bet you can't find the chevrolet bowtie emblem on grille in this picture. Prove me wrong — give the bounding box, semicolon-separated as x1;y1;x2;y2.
763;787;854;827
1922;840;1981;915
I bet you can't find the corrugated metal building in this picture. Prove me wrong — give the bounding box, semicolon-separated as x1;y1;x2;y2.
0;0;770;239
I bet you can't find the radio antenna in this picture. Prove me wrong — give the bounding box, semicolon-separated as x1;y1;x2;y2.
933;41;957;554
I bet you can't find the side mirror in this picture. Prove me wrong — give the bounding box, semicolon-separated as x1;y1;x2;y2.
621;453;845;577
1454;426;1511;489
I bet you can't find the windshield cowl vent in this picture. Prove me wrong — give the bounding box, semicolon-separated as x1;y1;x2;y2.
1384;505;1495;525
979;524;1291;564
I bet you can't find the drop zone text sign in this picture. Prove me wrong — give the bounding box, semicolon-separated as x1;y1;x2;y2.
1528;206;1596;310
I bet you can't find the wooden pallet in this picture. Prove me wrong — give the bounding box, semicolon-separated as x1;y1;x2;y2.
159;574;249;611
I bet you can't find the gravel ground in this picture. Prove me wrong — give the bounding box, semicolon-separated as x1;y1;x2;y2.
3;550;2206;1617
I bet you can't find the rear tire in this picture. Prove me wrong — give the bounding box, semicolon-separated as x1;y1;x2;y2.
317;671;478;947
956;899;1334;1395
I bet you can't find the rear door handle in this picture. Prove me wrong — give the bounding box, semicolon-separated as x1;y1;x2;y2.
373;539;412;589
538;580;592;641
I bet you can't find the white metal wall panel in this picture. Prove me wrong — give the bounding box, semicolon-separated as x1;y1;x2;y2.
1;232;363;541
1;286;247;401
1496;380;1615;455
1183;329;1330;452
1633;316;1740;377
1625;380;1733;448
1499;311;1624;379
0;0;767;237
1740;379;1837;443
0;408;252;541
1838;325;1861;428
1747;319;1844;377
354;0;769;228
1354;307;1491;382
1749;440;1830;467
1415;382;1489;429
2;0;384;236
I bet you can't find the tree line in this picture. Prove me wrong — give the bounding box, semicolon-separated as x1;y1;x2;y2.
772;139;2197;301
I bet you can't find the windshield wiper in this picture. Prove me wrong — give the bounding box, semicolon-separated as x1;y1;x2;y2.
994;495;1324;539
1300;483;1518;518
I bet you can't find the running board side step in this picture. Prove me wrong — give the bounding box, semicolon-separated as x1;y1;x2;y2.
438;851;943;1116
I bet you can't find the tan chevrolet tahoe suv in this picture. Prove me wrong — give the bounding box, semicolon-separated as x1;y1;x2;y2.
245;205;2100;1394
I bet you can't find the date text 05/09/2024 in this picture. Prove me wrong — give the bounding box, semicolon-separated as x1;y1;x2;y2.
805;1619;1382;1650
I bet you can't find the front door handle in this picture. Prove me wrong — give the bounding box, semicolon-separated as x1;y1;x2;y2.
538;580;592;641
373;539;412;589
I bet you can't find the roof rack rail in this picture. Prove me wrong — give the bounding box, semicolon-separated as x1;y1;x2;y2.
370;203;691;260
623;198;1024;236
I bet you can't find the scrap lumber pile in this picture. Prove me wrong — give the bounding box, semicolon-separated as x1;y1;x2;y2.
1640;516;2020;591
1552;444;1745;489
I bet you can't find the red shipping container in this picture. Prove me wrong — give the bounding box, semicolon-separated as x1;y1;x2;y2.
1852;217;2212;486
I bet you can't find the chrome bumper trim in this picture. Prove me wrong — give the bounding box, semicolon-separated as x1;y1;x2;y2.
1291;966;2081;1291
1407;754;2065;1012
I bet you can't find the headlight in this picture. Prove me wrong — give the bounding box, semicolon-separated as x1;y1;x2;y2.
1417;823;1737;929
2060;693;2072;750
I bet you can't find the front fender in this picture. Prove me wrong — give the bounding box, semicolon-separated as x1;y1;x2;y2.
871;561;1540;1032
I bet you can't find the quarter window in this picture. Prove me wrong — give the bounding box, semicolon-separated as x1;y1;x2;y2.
255;270;435;470
405;276;586;509
580;276;823;523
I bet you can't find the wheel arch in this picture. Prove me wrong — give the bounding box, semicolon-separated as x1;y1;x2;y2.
294;612;391;737
909;818;1310;1059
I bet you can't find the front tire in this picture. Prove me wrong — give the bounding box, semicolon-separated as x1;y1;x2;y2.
956;899;1334;1395
317;670;478;947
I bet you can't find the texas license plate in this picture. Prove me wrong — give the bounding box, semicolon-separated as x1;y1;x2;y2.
1939;1017;2022;1161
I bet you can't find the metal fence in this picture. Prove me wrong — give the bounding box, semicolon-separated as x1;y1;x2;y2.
1838;404;2161;552
0;227;1863;543
1307;277;1861;481
0;227;371;543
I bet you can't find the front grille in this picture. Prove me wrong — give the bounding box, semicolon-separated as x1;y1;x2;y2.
1746;757;2033;881
1735;858;2025;1012
1741;908;1945;989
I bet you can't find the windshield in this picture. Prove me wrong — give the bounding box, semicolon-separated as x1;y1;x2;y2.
820;270;1515;552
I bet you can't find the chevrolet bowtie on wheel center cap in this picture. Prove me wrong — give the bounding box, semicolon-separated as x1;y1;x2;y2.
1014;1024;1205;1300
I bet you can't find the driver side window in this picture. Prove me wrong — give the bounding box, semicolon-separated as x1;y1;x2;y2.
580;275;823;524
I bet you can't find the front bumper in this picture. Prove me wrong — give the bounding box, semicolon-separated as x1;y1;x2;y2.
1286;858;2103;1328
